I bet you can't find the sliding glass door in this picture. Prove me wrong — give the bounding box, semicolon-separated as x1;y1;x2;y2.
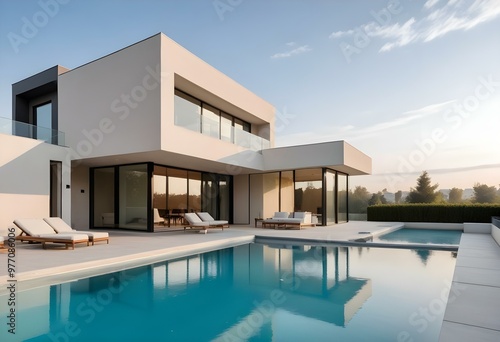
202;174;231;221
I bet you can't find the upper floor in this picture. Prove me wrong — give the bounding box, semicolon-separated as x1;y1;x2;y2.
10;33;371;177
11;33;276;173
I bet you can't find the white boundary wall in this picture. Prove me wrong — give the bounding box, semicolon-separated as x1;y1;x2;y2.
0;134;70;235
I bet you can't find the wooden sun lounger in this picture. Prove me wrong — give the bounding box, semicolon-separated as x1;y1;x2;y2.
183;213;227;234
16;234;89;249
43;217;110;245
14;219;89;250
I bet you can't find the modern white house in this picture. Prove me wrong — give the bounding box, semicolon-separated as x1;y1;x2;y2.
1;33;371;235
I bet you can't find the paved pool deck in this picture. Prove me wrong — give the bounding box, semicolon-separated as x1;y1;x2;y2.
1;221;499;341
439;232;500;342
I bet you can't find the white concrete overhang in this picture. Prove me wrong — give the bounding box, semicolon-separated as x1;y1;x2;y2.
261;141;371;175
72;141;370;176
72;149;265;175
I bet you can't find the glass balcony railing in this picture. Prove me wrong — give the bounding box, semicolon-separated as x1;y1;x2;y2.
175;112;270;151
0;117;66;146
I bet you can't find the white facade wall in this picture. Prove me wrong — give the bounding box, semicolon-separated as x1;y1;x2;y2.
233;174;249;224
58;35;163;160
0;134;71;235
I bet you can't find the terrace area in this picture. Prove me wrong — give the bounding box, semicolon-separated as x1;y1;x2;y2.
0;117;65;146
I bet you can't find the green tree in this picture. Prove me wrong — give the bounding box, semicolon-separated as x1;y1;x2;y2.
395;190;403;204
368;191;388;206
472;183;497;203
349;186;371;213
448;188;463;203
406;171;439;203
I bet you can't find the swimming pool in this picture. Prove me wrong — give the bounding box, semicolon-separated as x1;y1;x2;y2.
374;228;462;245
1;243;457;341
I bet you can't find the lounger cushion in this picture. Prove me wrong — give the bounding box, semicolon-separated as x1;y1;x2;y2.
14;219;57;236
37;233;89;241
44;217;109;239
273;212;289;219
196;212;215;222
184;213;209;226
209;220;228;226
43;217;74;233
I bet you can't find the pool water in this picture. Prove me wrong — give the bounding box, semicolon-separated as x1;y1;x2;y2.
374;228;462;245
1;243;457;342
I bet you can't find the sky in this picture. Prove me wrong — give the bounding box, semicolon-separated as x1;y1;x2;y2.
1;0;499;193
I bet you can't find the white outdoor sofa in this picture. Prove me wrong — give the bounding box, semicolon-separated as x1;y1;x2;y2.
262;212;316;229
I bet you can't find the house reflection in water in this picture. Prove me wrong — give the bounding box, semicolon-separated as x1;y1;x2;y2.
0;244;372;340
232;244;372;327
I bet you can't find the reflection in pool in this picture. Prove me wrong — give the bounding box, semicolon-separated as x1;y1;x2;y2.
375;228;462;245
0;243;457;341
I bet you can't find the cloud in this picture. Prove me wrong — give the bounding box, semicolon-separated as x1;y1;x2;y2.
329;0;500;52
329;29;355;39
424;0;441;9
275;100;455;147
271;45;312;59
373;162;500;177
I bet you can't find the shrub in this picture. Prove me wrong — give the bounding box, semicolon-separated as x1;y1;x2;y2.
367;204;500;223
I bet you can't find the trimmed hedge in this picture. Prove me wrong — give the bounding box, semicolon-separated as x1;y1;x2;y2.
367;204;500;223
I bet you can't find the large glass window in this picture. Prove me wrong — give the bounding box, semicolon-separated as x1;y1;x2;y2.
202;174;217;218
34;102;52;142
119;164;148;230
201;104;220;138
294;169;322;223
93;167;116;227
338;173;348;223
174;90;201;132
234;118;250;132
325;170;336;225
220;112;233;142
219;175;231;221
202;174;231;221
168;168;188;213
92;164;232;230
174;89;255;148
188;171;202;212
153;166;168;221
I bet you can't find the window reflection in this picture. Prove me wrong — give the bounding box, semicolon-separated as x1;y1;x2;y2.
34;102;52;142
326;171;336;225
174;90;201;132
168;168;188;213
294;169;322;220
338;173;348;223
220;112;233;142
188;172;202;212
118;164;148;230
201;103;220;138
